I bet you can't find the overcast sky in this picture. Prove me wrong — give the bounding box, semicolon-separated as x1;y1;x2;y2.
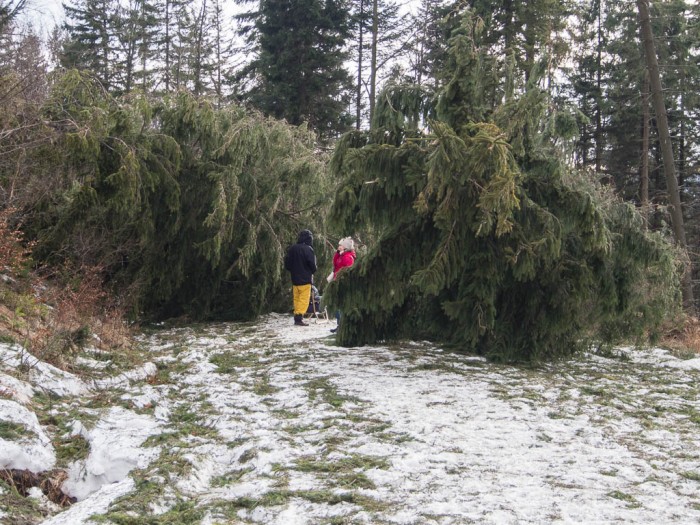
21;0;421;35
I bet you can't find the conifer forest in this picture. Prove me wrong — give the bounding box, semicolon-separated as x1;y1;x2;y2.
1;0;700;361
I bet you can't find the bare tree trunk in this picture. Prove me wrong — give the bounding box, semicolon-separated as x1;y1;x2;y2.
595;0;603;174
212;0;223;106
193;0;207;96
368;0;378;124
637;0;694;308
164;0;171;92
140;0;148;93
356;0;364;130
640;71;650;224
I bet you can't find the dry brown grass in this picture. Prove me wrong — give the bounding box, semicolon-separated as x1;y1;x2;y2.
0;468;76;507
0;209;135;373
0;207;33;274
660;315;700;356
0;266;133;373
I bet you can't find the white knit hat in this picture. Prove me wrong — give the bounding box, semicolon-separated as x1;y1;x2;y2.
339;237;354;251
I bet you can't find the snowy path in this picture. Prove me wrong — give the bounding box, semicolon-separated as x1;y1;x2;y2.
2;313;700;524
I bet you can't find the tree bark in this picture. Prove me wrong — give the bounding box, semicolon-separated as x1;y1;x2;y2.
356;0;364;129
640;71;650;224
595;0;603;174
369;0;378;124
637;0;694;308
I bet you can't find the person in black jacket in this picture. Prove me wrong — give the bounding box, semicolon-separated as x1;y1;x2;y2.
283;229;317;326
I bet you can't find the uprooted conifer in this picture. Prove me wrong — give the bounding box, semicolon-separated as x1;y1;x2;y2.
18;70;331;320
324;10;681;361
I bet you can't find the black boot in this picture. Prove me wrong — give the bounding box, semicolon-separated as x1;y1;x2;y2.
294;315;308;326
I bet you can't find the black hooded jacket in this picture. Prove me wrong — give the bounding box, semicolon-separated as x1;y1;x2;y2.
284;230;317;285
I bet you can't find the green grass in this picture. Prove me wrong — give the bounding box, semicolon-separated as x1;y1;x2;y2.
168;405;219;440
607;490;638;504
238;448;258;463
214;489;388;515
0;420;29;440
92;451;195;523
0;479;48;525
55;434;90;467
252;374;280;396
93;499;204;524
306;377;360;408
294;453;390;473
210;467;254;487
210;351;259;372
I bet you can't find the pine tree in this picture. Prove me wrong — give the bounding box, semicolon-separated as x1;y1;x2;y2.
0;0;25;31
324;9;681;361
234;0;353;141
113;0;140;94
61;0;118;90
170;0;195;91
467;0;570;85
0;22;49;208
565;0;608;174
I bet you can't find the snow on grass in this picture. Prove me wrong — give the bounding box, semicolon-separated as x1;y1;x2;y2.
0;342;89;397
0;398;56;472
62;406;162;501
1;315;700;524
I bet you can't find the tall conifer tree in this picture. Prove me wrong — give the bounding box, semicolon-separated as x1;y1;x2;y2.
234;0;353;141
61;0;118;90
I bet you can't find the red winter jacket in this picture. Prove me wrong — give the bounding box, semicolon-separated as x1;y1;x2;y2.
332;250;356;279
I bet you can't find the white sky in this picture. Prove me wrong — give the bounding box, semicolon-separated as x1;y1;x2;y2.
20;0;64;33
21;0;422;34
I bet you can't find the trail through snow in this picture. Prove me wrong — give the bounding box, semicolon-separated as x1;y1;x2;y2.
1;313;699;524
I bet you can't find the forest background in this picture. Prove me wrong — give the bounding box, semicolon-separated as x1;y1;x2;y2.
1;0;699;363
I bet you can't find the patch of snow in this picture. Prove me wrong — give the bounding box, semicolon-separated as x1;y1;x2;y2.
40;478;135;525
62;406;161;501
120;383;161;410
662;356;700;370
27;486;61;512
74;356;111;370
0;343;89;397
0;371;34;404
92;362;157;389
67;420;89;439
0;399;55;472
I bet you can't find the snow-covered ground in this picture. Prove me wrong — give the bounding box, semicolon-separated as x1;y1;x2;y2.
1;313;700;524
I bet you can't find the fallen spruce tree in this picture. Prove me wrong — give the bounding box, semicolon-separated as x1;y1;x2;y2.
324;11;681;362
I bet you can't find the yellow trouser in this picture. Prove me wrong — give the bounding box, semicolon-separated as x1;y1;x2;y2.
293;284;312;315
